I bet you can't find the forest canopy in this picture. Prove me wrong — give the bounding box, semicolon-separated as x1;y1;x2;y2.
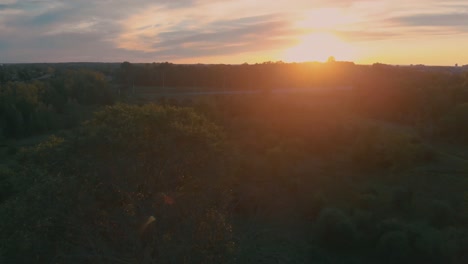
0;62;467;263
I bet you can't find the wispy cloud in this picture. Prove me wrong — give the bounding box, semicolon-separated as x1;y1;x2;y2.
0;0;467;63
391;12;468;28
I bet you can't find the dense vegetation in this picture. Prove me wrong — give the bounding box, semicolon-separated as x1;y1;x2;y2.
1;62;467;263
0;67;114;139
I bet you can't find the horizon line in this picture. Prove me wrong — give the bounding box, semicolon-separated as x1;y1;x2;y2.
1;61;465;67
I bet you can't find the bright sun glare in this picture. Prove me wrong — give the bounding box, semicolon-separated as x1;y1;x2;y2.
282;8;358;63
283;32;356;63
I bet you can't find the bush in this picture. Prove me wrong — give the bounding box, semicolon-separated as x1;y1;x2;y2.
408;224;467;264
351;125;429;170
377;231;411;263
0;171;76;263
410;226;446;264
352;210;374;238
0;167;15;202
428;200;453;228
315;208;358;250
392;188;414;213
306;192;326;220
439;103;468;143
441;227;468;264
356;192;379;210
6;145;17;156
377;218;407;235
375;221;465;264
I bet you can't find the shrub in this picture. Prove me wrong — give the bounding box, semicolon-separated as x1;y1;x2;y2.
378;218;407;232
428;200;453;228
410;226;446;264
377;231;411;263
306;192;326;220
351;125;429;170
392;188;414;213
352;210;374;236
357;192;379;210
439;103;468;143
375;221;465;263
6;145;17;156
0;167;15;202
408;223;467;264
441;227;468;264
315;208;358;250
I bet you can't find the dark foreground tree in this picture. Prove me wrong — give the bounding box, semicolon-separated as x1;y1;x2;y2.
0;104;234;264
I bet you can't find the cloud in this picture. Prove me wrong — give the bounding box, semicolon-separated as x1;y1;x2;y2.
0;0;367;62
113;2;303;60
0;31;146;62
154;17;296;47
392;12;468;28
334;30;399;42
0;1;22;11
0;41;8;50
149;19;299;60
0;4;11;10
26;8;69;26
0;0;467;63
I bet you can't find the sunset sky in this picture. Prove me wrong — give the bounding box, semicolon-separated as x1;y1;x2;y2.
0;0;467;65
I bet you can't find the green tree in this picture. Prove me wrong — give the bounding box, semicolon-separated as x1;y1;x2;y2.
0;104;234;263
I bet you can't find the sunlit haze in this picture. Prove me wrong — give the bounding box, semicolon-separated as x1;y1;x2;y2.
0;0;467;65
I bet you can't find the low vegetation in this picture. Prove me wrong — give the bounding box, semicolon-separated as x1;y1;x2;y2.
0;62;467;263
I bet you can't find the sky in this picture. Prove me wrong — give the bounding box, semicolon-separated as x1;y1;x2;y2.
0;0;467;65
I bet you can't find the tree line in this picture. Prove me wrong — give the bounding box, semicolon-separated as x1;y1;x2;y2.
115;61;357;90
0;68;114;139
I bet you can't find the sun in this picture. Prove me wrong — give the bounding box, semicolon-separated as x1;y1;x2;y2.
283;32;357;63
282;8;359;63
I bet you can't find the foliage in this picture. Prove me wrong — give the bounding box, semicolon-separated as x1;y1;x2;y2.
374;220;467;264
439;103;468;143
376;231;411;263
1;62;468;263
315;208;358;250
0;166;15;203
0;104;234;263
350;125;430;170
427;200;453;228
0;68;114;139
